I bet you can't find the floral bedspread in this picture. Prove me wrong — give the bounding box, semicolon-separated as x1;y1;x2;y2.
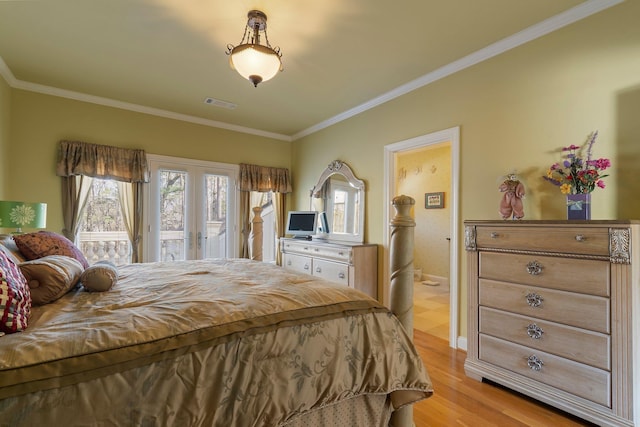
0;259;432;426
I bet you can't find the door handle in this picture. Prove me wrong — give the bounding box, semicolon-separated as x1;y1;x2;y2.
197;231;202;250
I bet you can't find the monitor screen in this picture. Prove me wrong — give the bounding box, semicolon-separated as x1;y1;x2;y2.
286;211;318;238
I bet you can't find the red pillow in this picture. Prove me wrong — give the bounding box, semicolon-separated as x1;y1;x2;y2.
13;231;89;269
0;249;32;334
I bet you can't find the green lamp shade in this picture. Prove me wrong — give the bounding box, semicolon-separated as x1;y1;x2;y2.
0;201;47;232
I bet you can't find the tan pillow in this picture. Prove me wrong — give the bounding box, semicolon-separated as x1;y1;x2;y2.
81;261;118;292
19;255;84;305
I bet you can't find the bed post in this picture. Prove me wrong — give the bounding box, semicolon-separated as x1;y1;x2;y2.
389;194;415;427
249;206;263;261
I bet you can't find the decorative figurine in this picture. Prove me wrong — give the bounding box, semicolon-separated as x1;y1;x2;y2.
499;173;525;220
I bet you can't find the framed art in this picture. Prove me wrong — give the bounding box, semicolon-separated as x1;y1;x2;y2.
425;192;444;209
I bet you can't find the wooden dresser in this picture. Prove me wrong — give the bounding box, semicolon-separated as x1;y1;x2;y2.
464;220;640;427
280;238;377;299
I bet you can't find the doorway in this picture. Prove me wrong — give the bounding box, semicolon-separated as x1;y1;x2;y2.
383;126;460;348
145;154;239;262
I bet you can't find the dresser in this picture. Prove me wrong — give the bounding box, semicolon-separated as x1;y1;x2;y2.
464;220;640;427
280;238;377;299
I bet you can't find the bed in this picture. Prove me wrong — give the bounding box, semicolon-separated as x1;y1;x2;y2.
0;238;432;426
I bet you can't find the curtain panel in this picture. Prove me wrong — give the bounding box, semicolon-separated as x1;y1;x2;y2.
238;164;292;262
56;140;150;183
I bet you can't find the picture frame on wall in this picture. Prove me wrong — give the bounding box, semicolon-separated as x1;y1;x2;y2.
425;192;444;209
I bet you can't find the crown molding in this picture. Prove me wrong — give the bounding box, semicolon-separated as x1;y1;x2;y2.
1;59;291;142
0;56;17;86
291;0;624;140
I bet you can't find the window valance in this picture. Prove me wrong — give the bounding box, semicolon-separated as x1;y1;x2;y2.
239;163;292;193
56;140;150;183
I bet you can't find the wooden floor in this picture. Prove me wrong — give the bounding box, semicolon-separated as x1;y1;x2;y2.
411;329;597;427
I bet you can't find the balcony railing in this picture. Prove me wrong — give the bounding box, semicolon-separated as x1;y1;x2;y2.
78;222;229;265
78;231;131;266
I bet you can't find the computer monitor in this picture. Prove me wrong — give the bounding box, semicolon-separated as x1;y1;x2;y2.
285;211;319;239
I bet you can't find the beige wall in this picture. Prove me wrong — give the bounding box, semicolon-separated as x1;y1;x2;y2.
396;144;451;279
292;1;640;338
6;89;291;233
0;75;10;198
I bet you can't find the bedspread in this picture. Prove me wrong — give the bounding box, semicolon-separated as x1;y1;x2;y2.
0;259;431;426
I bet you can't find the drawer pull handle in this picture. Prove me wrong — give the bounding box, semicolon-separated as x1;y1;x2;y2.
315;266;322;273
338;251;345;256
287;260;292;266
314;248;319;252
527;355;544;371
490;232;499;239
525;292;544;308
526;324;544;339
303;246;309;251
575;234;586;242
304;264;310;270
526;261;543;276
338;272;346;279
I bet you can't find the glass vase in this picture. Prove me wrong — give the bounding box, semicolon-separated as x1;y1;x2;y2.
566;193;591;220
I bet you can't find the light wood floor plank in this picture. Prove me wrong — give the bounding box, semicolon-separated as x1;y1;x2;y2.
412;329;596;426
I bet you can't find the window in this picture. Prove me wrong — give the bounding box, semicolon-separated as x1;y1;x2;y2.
77;178;131;266
146;155;238;262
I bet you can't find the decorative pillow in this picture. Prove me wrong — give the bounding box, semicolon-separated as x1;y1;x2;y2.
13;231;89;269
0;234;26;264
19;255;84;305
81;261;118;292
0;249;31;334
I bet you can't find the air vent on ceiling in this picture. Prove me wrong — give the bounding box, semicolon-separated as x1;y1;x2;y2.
204;97;237;110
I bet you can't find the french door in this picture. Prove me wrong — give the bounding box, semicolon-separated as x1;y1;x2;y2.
145;155;238;262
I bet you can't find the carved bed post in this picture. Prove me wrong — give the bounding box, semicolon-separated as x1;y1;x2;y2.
249;206;263;261
389;195;416;427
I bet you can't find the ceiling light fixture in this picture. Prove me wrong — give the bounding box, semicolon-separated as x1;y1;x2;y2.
226;10;283;87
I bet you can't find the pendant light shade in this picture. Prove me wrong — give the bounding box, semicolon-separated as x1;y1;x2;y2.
226;10;282;87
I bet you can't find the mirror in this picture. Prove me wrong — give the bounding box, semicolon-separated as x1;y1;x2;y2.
310;160;365;243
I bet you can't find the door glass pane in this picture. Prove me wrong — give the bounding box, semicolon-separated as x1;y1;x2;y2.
159;170;186;261
203;174;228;258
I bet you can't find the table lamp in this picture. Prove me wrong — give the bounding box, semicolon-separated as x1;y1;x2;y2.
0;200;47;234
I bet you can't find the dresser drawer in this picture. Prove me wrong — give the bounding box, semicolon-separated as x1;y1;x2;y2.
479;307;610;370
476;226;610;256
307;244;352;263
479;279;610;333
283;253;312;275
281;240;314;255
313;259;349;286
479;252;610;297
479;334;611;407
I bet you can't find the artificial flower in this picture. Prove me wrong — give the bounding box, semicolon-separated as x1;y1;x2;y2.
543;131;610;194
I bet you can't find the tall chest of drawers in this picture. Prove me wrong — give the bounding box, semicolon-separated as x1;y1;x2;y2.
280;238;377;299
464;221;640;426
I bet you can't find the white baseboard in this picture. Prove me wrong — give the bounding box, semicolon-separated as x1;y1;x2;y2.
457;336;467;351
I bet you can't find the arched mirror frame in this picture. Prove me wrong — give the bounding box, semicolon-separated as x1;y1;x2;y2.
310;160;365;243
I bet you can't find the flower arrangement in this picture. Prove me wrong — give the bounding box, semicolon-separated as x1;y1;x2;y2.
544;131;611;194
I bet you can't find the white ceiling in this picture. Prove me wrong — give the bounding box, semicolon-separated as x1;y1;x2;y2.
0;0;618;141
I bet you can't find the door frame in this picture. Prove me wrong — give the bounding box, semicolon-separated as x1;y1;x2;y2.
383;126;461;349
144;154;239;262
